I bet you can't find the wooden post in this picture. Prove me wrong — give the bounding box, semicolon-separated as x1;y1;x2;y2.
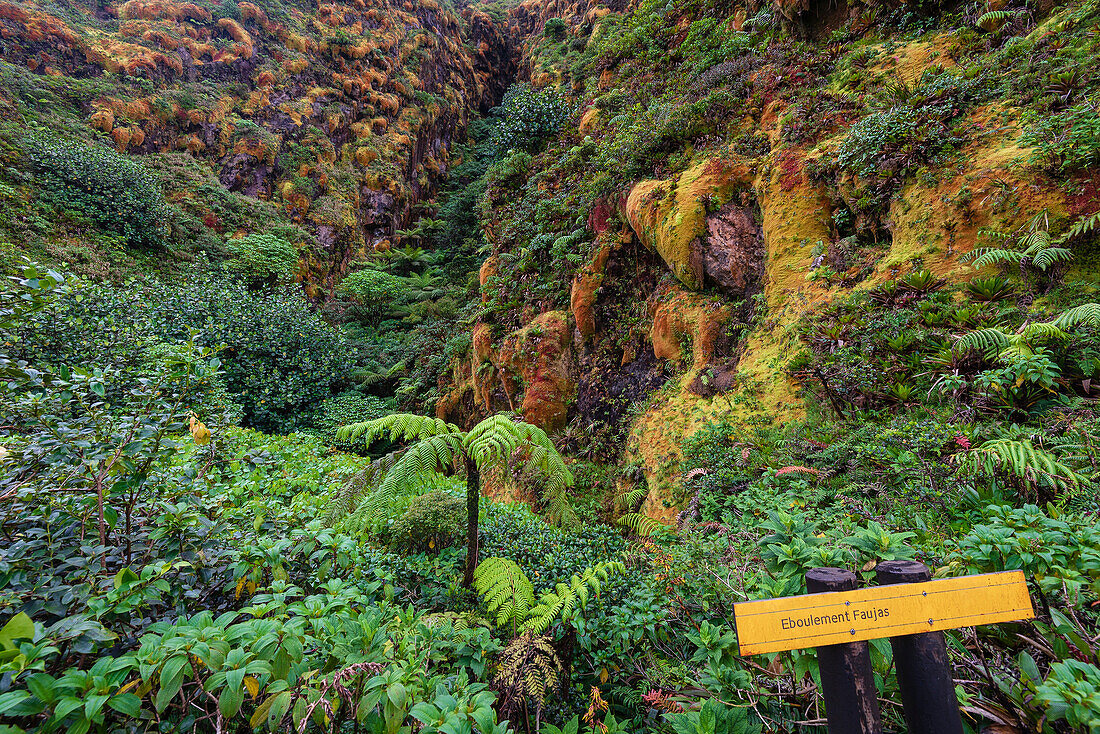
805;568;883;734
876;560;964;734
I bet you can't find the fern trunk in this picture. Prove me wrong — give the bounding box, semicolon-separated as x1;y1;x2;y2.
462;455;480;588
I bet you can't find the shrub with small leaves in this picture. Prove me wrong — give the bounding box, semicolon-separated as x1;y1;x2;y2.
223;233;299;286
489;84;570;156
22;134;169;248
388;490;466;553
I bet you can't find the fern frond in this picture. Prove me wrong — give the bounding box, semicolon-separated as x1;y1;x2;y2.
976;9;1012;31
363;434;462;519
336;412;459;445
953;438;1083;490
616;512;662;537
614;486;648;513
953;328;1013;358
473;557;535;629
326;451;402;524
970;249;1024;270
1058;210;1100;243
1052;302;1100;329
492;633;562;715
522;560;625;634
1031;246;1072;271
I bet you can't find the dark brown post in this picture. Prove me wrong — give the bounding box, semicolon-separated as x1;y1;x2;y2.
806;568;883;734
876;560;964;734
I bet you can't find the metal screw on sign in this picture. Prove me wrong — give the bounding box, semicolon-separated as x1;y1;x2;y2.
805;568;883;734
876;560;964;734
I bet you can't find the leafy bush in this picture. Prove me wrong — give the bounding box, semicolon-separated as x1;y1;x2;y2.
22;134;169;248
1023;101;1100;172
388;490;466;553
223;233;299;285
7;275;355;433
950;504;1100;599
314;391;390;450
339;268;406;321
1035;660;1100;731
544;18;567;40
478;503;630;594
489;84;570;156
836;71;972;187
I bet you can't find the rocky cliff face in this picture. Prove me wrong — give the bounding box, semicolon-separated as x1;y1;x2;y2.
0;0;515;292
437;0;1100;519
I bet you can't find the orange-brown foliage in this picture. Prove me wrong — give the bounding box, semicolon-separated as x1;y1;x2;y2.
111;127;133;151
256;69;275;86
141;29;181;50
284;56;309;73
125;99;152;120
355;147;379;166
89;110;115;132
0;3;30;23
128;126;145;148
237;2;269;27
378;93;400;114
216;18;253;57
153;51;183;74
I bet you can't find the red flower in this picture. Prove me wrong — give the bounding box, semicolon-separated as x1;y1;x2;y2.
955;435;971;449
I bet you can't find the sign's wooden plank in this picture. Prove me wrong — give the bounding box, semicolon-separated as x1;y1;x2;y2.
733;571;1034;655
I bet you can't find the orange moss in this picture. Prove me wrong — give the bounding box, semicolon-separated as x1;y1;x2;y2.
110;126;132;151
89;110;114;133
183;134;205;154
378;93;401;115
237;1;269;27
625;157;755;289
216;18;253;58
570;239;612;338
256;69;275;87
141;29;180;50
355;147;379;166
283;56;309;73
284;32;311;53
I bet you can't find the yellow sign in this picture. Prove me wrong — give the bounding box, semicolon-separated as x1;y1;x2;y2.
733;571;1034;655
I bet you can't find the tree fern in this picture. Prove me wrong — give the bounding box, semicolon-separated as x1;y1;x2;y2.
522;560;626;634
463;414;577;526
330;412;576;587
953;438;1083;491
473;557;535;633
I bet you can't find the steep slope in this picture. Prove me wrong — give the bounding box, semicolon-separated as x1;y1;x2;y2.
440;0;1100;519
0;0;514;292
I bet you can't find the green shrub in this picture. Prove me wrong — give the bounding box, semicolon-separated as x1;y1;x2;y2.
223;233;299;285
1036;660;1100;731
7;275;355;433
388;490;466;553
1023;101;1100;172
22;134;169;248
489;84;570;156
544;17;566;40
339;268;405;317
314;391;389;451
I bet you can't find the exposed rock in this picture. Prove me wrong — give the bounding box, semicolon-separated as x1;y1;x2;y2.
625;157;758;292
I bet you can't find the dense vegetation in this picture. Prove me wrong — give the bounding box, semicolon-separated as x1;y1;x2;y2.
2;0;1100;731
